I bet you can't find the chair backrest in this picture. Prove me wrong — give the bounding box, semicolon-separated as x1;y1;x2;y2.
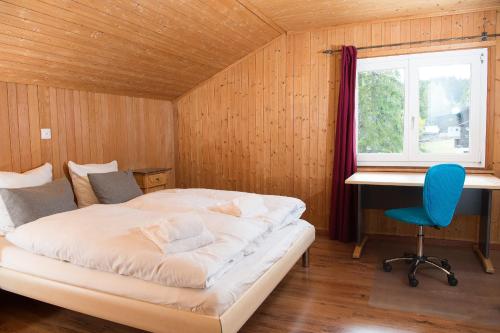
423;164;466;227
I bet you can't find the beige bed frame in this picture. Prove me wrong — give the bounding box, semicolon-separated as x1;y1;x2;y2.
0;229;314;333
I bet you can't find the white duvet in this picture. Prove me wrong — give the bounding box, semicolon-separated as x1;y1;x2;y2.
6;189;305;289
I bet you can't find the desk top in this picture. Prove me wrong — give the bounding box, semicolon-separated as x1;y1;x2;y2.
345;172;500;190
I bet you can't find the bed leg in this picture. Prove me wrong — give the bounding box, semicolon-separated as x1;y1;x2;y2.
302;249;310;268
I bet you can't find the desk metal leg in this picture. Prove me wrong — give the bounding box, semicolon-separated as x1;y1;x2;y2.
353;185;368;259
473;189;495;273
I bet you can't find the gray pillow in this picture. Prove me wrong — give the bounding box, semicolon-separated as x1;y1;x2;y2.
88;170;143;204
0;178;77;227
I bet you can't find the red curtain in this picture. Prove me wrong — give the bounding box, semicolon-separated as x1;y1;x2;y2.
329;46;358;242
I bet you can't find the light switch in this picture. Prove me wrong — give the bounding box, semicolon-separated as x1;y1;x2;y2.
40;128;51;140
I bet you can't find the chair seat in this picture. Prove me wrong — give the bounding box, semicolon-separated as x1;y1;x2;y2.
384;207;436;227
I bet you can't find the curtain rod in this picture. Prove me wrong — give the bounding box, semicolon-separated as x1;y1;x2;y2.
321;32;499;55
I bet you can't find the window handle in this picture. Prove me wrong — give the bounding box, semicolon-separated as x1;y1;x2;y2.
411;116;415;129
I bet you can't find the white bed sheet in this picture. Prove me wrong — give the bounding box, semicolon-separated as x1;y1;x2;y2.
0;220;314;316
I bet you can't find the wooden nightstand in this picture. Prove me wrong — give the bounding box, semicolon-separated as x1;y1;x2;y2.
133;168;173;194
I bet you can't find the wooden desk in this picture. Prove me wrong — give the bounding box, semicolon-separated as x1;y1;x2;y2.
346;172;500;273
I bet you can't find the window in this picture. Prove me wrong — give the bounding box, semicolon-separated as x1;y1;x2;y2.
356;48;488;167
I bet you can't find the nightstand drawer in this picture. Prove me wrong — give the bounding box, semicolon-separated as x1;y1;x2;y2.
145;173;167;188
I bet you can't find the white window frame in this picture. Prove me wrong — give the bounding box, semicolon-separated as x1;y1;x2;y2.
355;48;488;168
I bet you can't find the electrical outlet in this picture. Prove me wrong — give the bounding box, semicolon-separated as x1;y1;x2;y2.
40;128;51;140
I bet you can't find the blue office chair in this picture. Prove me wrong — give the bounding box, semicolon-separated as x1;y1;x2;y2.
383;164;466;287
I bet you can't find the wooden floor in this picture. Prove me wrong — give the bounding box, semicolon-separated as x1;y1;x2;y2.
0;236;498;333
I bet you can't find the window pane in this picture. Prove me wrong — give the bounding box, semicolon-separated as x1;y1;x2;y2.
418;64;471;154
357;69;405;154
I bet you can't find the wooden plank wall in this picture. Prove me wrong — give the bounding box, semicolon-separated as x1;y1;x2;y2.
176;9;500;242
0;81;175;186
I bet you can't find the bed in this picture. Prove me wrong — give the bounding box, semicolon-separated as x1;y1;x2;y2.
0;188;315;333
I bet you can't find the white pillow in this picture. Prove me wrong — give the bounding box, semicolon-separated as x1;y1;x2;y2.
0;163;53;234
0;163;52;189
68;160;118;208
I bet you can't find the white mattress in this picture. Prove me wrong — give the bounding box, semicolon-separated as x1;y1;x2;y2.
0;220;314;316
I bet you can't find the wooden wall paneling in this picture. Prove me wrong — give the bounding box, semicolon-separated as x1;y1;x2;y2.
186;92;194;186
487;12;497;171
27;85;41;168
99;93;111;164
261;46;271;194
291;33;303;206
0;82;11;171
0;81;175;184
47;87;60;178
302;31;312;215
230;63;238;190
136;97;147;169
16;87;30;169
317;30;329;228
255;50;264;193
87;92;98;165
491;10;500;244
37;87;51;166
79;91;91;163
64;89;76;164
175;10;500;239
7;83;21;172
430;16;441;46
210;77;220;190
309;31;320;229
277;36;287;196
199;83;208;189
262;44;272;193
56;88;68;175
174;98;183;187
248;55;257;193
241;57;251;191
183;93;192;187
125;96;137;169
452;14;464;40
285;33;295;197
72;91;83;163
196;89;203;187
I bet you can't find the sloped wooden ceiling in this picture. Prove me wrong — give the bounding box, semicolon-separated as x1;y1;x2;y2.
0;0;282;100
246;0;500;31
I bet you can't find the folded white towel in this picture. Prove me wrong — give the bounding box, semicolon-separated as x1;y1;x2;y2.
155;213;206;242
209;194;268;218
141;224;215;255
141;212;215;254
163;230;215;255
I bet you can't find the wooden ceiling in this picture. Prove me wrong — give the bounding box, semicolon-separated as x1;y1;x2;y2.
0;0;282;100
1;1;498;100
246;0;500;31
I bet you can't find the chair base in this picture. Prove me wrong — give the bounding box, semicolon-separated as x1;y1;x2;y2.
383;254;458;287
382;226;458;287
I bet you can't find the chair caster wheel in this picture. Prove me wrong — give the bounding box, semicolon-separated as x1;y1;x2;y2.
382;262;392;272
408;277;419;287
441;260;451;271
447;275;458;286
